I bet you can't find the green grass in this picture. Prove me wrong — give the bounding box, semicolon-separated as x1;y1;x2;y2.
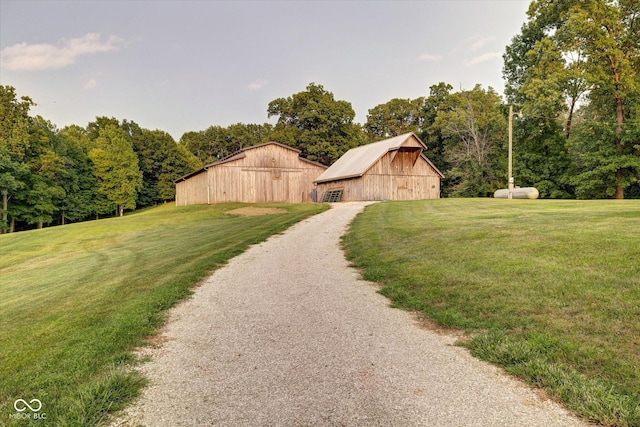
342;199;640;427
0;202;328;426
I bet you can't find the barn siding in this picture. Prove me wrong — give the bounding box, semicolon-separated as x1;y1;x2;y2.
316;151;441;201
176;143;326;205
175;170;209;206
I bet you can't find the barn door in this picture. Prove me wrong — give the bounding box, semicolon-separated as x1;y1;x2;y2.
394;177;408;200
271;169;287;202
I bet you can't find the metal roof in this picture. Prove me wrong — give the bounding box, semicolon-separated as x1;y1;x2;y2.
175;141;326;182
314;133;442;183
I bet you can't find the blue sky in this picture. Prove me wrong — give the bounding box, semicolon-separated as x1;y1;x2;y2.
1;0;530;140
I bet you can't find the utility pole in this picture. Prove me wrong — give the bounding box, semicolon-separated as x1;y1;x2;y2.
508;105;514;200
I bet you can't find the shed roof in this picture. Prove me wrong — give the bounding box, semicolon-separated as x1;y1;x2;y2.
314;133;443;184
175;141;326;182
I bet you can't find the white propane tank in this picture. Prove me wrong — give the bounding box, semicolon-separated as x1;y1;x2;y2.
494;187;539;199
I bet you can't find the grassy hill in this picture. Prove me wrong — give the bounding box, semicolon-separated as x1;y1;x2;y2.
342;199;640;427
0;202;328;426
3;199;639;426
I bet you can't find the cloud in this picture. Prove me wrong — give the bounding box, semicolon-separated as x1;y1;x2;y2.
247;79;268;90
464;52;501;66
417;53;443;62
82;79;97;90
0;33;124;72
467;35;496;52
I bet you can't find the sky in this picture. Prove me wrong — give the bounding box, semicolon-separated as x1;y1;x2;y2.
1;0;531;141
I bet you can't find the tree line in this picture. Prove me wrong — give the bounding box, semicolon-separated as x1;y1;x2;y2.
504;0;640;199
0;89;201;232
1;0;638;232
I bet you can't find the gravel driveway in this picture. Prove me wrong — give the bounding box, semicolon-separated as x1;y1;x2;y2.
114;202;587;427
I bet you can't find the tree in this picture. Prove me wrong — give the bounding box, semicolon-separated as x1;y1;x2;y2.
58;125;98;223
226;123;273;154
569;98;640;198
364;98;424;140
180;123;273;165
89;125;143;217
560;0;640;198
433;85;507;197
267;83;366;165
0;148;28;232
15;117;68;229
0;86;33;159
0;86;33;232
134;128;201;203
179;130;217;165
503;32;577;198
505;0;640;199
503;14;582;198
86;117;195;210
132;127;165;206
158;143;201;201
419;83;455;195
86;116;122;141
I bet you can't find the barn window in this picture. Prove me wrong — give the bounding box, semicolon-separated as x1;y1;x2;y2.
321;189;343;202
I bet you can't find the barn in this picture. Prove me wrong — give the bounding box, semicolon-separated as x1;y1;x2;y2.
314;133;443;202
175;142;327;205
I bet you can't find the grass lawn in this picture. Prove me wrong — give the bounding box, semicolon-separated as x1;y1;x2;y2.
0;202;328;426
342;199;640;427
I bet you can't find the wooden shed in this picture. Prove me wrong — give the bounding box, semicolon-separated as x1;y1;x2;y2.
175;142;327;205
314;133;444;202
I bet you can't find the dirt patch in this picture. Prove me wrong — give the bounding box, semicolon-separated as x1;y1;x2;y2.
143;333;174;348
226;207;287;216
411;313;474;342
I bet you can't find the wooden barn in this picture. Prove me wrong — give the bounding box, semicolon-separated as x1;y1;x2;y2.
175;142;327;205
314;133;443;202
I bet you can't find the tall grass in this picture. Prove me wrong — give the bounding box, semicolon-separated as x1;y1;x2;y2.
342;199;640;427
0;202;327;426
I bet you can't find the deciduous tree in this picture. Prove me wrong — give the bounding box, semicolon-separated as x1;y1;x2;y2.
267;83;366;165
419;83;455;195
134;128;201;203
0;86;32;232
89;125;142;217
505;0;640;198
179;123;272;165
364;98;424;140
0;148;28;232
19;117;67;228
58;125;98;223
433;85;507;197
